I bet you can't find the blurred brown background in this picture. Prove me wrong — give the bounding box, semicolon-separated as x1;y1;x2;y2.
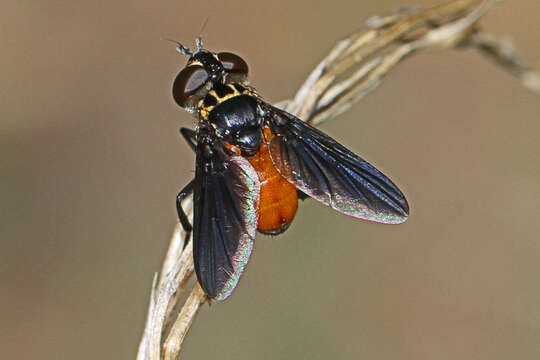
2;0;539;359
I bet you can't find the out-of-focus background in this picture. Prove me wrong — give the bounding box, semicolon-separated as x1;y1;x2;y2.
2;0;539;359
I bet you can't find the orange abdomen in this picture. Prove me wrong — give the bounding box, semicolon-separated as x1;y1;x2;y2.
248;130;298;234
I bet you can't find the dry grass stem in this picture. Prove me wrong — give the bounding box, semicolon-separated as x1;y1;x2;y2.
137;1;538;358
468;32;540;95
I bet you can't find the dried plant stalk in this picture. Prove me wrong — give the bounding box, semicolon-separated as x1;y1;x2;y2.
137;1;538;358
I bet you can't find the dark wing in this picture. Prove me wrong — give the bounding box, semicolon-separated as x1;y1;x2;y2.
193;133;260;300
266;106;409;224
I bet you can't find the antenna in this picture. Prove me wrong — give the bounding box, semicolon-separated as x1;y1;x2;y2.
196;16;210;52
161;37;193;56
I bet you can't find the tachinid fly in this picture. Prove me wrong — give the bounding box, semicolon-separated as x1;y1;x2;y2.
172;38;409;301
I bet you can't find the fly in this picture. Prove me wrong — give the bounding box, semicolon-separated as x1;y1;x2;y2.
171;38;409;301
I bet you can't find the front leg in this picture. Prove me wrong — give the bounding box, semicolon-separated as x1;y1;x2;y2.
176;179;194;247
180;127;197;152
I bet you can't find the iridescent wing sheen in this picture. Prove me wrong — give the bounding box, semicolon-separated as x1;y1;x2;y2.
193;134;260;300
266;106;409;224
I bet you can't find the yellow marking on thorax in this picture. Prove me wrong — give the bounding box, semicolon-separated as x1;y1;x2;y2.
198;83;254;120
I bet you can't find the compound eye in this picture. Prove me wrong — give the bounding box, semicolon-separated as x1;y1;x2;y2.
172;65;209;107
218;52;249;76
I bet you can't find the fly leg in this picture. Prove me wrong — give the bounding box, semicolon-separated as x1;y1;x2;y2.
297;190;310;201
177;180;194;248
180;127;197;152
177;128;197;247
